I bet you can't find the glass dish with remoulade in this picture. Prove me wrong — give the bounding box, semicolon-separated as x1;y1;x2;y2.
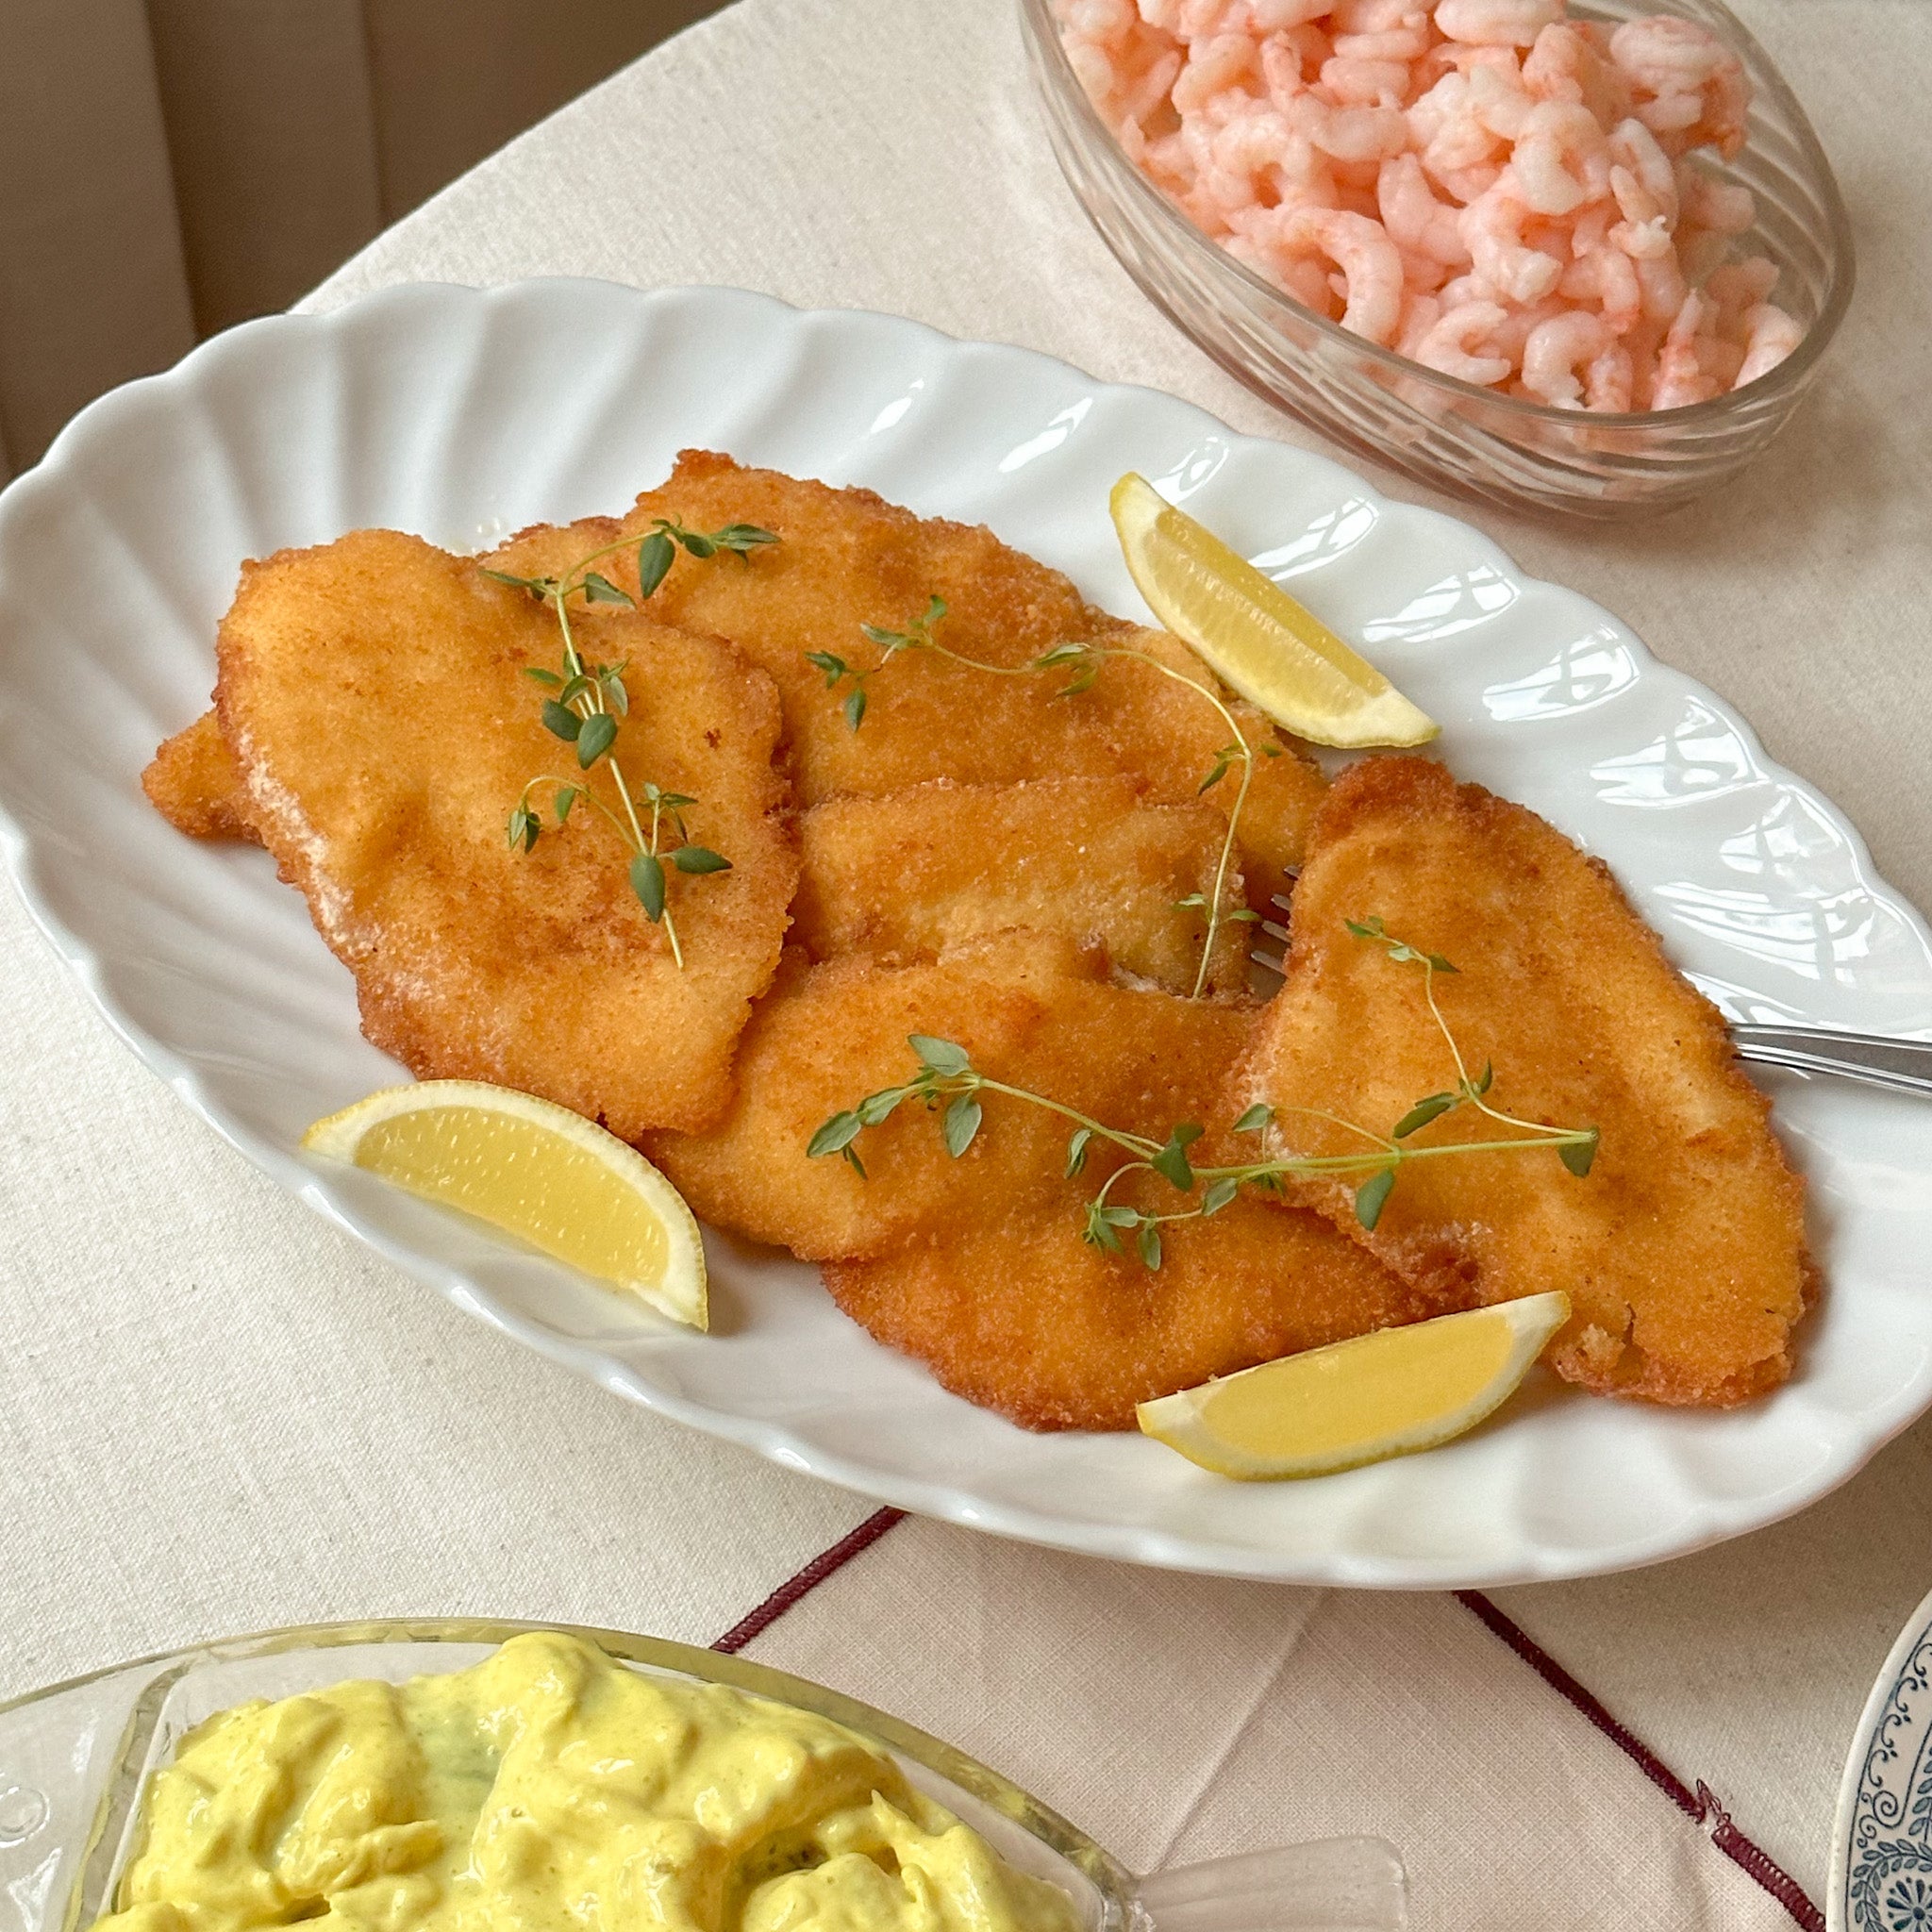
0;1622;1406;1932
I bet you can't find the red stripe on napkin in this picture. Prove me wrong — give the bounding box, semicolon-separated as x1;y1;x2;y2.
705;1511;1823;1930
710;1506;907;1654
1457;1590;1824;1931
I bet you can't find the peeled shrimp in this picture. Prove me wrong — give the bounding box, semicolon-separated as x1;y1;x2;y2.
1378;152;1472;264
1522;310;1630;407
1461;176;1562;302
1058;0;1792;411
1281;206;1407;341
1512;100;1610;215
1410;301;1513;383
1735;302;1803;386
1436;0;1560;47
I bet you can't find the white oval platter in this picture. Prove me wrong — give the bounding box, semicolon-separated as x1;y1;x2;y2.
2;279;1928;1587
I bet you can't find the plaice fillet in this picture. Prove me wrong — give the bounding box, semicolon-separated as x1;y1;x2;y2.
649;935;1454;1431
1237;755;1815;1406
214;525;795;1139
793;774;1249;996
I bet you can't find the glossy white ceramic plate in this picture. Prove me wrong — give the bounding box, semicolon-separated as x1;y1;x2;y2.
3;279;1929;1587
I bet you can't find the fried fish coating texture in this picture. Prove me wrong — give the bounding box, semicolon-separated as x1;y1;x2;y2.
822;1199;1425;1432
793;776;1248;995
214;526;795;1138
142;709;249;839
1240;757;1813;1407
139;517;627;844
613;451;1326;896
647;938;1438;1430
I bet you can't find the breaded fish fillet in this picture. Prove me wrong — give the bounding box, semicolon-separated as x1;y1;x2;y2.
141;516;625;843
612;452;1327;900
648;934;1441;1429
645;938;1111;1260
793;775;1249;995
142;709;249;839
1239;756;1814;1406
216;526;796;1138
824;1197;1431;1433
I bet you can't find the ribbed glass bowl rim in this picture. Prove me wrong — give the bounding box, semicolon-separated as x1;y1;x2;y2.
5;1617;1136;1907
1020;0;1856;429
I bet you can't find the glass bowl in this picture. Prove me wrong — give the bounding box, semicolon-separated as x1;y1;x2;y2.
1020;0;1854;521
0;1620;1406;1932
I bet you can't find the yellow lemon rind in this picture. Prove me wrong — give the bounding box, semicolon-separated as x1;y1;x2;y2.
1136;1291;1570;1480
303;1079;708;1331
1110;473;1439;750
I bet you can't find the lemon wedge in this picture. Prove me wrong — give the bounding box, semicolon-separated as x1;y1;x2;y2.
1109;472;1438;748
1137;1291;1568;1478
303;1081;707;1329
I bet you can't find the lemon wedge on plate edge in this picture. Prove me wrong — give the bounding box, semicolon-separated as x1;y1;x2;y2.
1109;472;1439;749
1138;1291;1569;1479
303;1081;707;1329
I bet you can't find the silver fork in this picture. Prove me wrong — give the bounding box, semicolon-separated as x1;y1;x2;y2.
1253;894;1932;1099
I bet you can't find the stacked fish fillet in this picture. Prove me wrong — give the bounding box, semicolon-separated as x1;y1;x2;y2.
144;453;1811;1429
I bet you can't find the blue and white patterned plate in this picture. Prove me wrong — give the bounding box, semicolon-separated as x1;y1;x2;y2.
1833;1585;1932;1930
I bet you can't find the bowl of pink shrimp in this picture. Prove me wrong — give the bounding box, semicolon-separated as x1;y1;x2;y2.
1027;0;1853;519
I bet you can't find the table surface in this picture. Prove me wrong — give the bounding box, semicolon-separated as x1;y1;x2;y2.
5;3;1928;1926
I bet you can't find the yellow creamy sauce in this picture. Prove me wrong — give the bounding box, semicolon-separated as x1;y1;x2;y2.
97;1634;1080;1932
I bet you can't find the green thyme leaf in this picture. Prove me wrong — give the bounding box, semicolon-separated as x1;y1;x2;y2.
1201;1177;1239;1215
630;850;666;921
841;1145;868;1177
808;1111;864;1159
1056;666;1098;697
636;530;675;599
1346;916;1386;940
1559;1128;1600;1177
1085;1207;1124;1255
507;805;539;853
1427;952;1458;974
1150;1123;1202;1191
1064;1126;1092;1177
482;568;541;594
541;699;583;741
523;666;564;688
844;687;869;730
1099;1206;1140;1227
1226;908;1260;923
1137;1222;1163;1270
1173;893;1208;912
1474;1061;1494;1095
580;573;633;607
1233;1103;1274;1134
1262;741;1283;758
923;594;947;625
576;713;618;768
598;667;629;715
908;1035;972;1077
557;675;592;706
805;651;848;686
1355;1166;1396;1229
857;1086;909;1127
1034;642;1089;667
671;845;730;874
860;624;904;650
942;1094;983;1158
1392;1092;1457;1139
714;523;777;554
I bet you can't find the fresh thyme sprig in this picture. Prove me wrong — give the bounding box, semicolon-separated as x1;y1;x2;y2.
807;597;1283;1000
808;918;1599;1261
490;518;774;966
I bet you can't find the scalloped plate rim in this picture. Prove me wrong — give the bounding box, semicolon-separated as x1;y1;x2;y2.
2;276;1928;1588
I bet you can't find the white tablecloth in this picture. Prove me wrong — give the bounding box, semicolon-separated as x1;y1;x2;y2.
7;4;1929;1925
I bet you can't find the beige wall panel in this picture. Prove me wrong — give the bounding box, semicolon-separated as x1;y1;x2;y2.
0;0;195;467
145;0;386;333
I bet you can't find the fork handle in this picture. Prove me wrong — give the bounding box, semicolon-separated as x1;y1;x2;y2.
1731;1024;1932;1096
